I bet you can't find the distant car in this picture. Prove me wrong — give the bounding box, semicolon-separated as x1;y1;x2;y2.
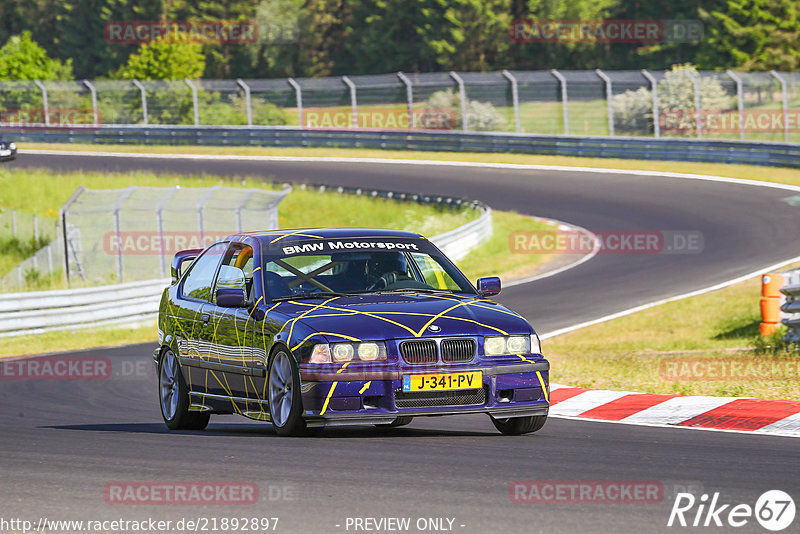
0;140;16;161
154;228;550;436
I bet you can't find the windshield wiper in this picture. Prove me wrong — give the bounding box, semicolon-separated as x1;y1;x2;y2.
373;288;452;295
272;291;348;302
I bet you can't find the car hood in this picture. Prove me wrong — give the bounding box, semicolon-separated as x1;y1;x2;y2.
271;293;533;339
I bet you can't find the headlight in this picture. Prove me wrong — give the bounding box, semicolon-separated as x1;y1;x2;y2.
358;342;380;361
8;143;15;150
332;343;354;362
308;342;387;364
484;336;506;356
484;335;534;356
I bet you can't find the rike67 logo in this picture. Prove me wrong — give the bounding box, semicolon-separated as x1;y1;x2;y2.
668;490;795;531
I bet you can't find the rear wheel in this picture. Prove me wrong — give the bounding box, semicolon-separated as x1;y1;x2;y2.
268;350;309;437
158;348;210;431
490;415;546;435
375;416;413;428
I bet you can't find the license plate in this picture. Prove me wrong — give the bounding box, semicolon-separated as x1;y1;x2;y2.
0;150;9;156
402;371;482;392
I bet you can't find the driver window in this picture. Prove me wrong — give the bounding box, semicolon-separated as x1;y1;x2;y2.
181;242;228;301
218;243;254;301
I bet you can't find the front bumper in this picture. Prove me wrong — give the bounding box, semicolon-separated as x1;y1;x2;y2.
300;360;550;427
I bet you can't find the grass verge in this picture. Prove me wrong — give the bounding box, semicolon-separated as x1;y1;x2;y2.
545;273;800;400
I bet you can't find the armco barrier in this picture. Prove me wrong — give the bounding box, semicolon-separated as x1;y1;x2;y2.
8;125;800;169
0;188;491;337
780;268;800;343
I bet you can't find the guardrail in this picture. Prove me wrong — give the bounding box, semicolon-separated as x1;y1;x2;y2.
7;125;800;169
0;185;491;337
780;268;800;344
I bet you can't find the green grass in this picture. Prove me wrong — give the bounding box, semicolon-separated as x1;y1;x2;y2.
545;273;800;400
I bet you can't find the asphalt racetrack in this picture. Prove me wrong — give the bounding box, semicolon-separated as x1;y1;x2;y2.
1;152;799;533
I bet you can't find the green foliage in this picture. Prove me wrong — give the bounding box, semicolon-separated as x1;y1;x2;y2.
612;64;733;134
0;31;73;80
426;89;507;131
698;0;800;71
114;33;205;80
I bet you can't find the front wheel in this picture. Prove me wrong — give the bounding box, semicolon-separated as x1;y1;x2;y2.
490;415;547;435
158;348;210;431
268;350;309;437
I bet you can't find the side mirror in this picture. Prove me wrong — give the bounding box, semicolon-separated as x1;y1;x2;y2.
476;276;501;297
216;288;246;308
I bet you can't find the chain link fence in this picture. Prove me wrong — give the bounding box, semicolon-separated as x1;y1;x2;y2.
15;185;293;289
3;70;799;142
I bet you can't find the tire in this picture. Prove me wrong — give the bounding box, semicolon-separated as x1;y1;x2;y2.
375;416;413;428
158;348;210;431
268;349;309;437
490;415;547;436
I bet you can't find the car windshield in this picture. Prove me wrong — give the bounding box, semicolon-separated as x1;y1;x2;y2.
262;238;474;300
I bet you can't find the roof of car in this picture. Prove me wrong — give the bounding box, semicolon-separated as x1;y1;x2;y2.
241;228;425;244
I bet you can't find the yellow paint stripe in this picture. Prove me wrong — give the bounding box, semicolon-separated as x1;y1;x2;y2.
359;381;372;395
536;371;549;403
320;362;351;416
416;301;468;337
289;301;418;337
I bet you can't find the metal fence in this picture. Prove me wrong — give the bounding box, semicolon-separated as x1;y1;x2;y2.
0;184;492;336
56;184;291;287
2;70;799;143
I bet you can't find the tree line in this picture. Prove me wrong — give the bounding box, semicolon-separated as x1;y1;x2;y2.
0;0;797;81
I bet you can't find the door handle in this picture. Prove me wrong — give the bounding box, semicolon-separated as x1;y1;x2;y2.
201;313;210;324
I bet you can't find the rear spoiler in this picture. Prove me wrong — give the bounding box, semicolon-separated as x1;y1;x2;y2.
171;249;203;284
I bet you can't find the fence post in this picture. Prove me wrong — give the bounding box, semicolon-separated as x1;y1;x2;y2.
155;187;179;278
685;70;703;138
33;80;49;126
641;69;660;138
112;186;136;283
11;210;16;237
83;80;99;126
197;186;219;244
397;72;414;129
449;71;468;132
595;69;614;136
34;215;39;242
551;69;569;135
770;71;790;143
726;70;745;140
60;186;85;285
236;78;252;126
132;80;148;125
342;76;358;128
287;78;303;127
185;79;200;126
502;70;520;133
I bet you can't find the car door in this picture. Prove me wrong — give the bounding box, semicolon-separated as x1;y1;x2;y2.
205;242;263;402
175;241;227;394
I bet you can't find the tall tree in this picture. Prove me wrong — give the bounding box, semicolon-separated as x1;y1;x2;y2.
697;0;800;71
0;31;73;80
